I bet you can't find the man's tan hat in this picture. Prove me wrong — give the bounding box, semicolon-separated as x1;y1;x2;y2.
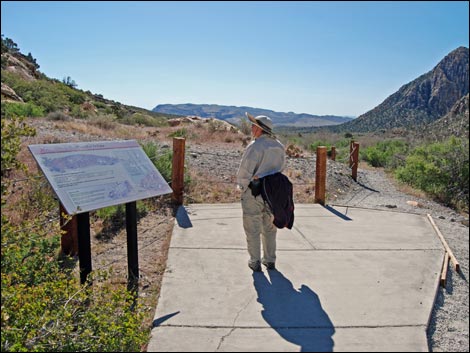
245;112;273;134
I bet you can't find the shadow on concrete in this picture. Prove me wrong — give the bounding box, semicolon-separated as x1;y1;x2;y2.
323;205;352;221
253;270;335;352
152;311;180;328
175;206;193;228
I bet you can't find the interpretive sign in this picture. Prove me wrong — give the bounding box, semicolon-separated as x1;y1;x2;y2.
29;140;172;214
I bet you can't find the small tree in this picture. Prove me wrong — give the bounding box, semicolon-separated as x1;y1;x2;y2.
1;34;19;53
26;52;40;69
62;76;77;89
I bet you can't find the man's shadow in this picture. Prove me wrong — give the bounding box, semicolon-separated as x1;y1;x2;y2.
253;270;335;352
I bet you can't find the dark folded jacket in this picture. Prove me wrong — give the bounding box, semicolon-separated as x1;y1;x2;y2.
260;172;295;229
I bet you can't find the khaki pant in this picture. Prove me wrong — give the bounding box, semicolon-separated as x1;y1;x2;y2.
241;189;277;265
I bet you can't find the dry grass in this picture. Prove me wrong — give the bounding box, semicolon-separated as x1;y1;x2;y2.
185;170;240;204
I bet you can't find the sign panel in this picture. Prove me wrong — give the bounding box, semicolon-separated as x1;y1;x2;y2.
29;140;172;214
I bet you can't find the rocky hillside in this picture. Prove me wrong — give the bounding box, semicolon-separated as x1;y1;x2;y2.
417;93;469;140
333;46;469;133
152;103;354;127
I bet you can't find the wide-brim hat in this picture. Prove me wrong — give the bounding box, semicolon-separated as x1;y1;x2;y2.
245;112;273;135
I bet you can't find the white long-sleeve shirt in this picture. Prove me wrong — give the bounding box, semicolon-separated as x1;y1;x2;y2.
237;134;286;191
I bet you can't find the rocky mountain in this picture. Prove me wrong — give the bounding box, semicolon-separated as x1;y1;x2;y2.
152;103;354;127
332;46;469;133
418;93;469;140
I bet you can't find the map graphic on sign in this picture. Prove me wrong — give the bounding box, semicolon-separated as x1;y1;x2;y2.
29;140;172;214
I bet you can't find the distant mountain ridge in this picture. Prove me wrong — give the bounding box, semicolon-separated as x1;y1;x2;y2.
152;103;354;127
333;46;469;133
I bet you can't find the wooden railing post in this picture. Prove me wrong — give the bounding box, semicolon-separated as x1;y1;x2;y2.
349;140;355;167
59;202;78;256
330;146;336;161
352;142;360;181
172;137;186;205
315;146;327;205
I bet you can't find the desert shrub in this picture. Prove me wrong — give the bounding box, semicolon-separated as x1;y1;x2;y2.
168;127;189;138
70;104;89;119
46;110;72;121
1;101;44;118
168;127;198;139
119;113;168;127
141;141;173;182
88;114;117;130
310;140;333;151
361;139;409;168
1;116;36;180
94;202;148;239
140;141;191;186
395;137;469;211
1;229;148;352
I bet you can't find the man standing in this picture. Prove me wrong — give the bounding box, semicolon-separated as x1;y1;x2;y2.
237;113;286;272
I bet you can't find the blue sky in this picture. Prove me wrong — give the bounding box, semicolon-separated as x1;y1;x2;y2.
1;1;469;117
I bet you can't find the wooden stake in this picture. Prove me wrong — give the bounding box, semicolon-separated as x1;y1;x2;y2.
352;142;359;182
315;146;327;205
172;137;186;205
330;146;336;161
427;214;460;272
440;252;449;287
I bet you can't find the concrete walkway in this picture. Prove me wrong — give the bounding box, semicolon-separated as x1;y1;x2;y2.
148;203;445;352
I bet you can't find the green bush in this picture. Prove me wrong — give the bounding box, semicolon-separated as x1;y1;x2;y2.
94;202;148;239
119;113;168;127
1;230;148;351
1;116;36;181
168;128;188;138
310;140;333;151
1;101;44;118
361;140;409;168
141;141;173;182
140;141;191;186
395;137;469;211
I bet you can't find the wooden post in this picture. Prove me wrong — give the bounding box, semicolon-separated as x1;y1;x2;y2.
330;146;336;161
172;137;186;205
315;146;327;205
349;140;355;167
441;252;449;287
126;201;139;292
59;202;78;256
352;142;359;182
